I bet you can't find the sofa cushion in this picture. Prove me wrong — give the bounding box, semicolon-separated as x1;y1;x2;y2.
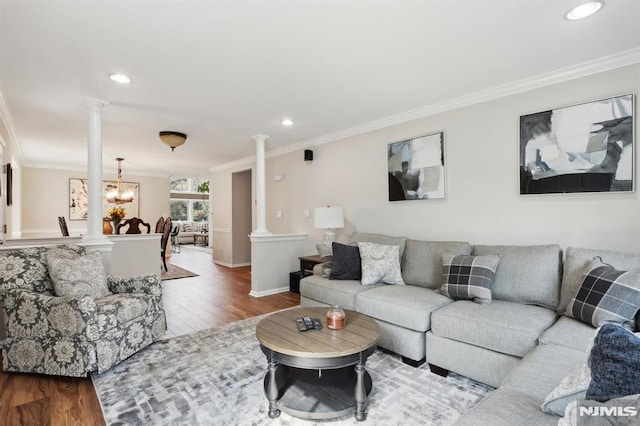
358;242;404;285
439;253;499;304
47;251;111;300
355;285;452;332
350;232;407;261
539;316;598;352
300;274;376;310
401;240;472;289
182;222;194;232
500;342;585;407
472;244;561;309
565;259;640;330
560;246;640;314
587;324;640;402
431;300;557;357
0;244;86;294
96;293;150;333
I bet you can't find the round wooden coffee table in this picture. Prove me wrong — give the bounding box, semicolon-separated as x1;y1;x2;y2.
255;307;380;421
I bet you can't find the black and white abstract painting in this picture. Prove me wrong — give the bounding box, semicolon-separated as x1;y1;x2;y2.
388;131;445;201
520;94;634;194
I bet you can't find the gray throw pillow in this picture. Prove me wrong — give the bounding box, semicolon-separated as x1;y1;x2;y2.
316;243;333;277
439;253;499;304
48;251;111;299
566;258;640;330
329;242;361;281
587;324;640;402
541;363;590;416
358;242;404;286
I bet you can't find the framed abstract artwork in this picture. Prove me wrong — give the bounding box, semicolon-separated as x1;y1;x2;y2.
69;178;140;220
520;94;634;195
388;131;445;201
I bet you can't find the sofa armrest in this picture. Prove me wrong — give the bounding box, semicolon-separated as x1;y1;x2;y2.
107;274;162;301
2;289;98;340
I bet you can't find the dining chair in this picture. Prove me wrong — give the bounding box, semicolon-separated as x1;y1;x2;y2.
154;216;165;233
160;217;172;271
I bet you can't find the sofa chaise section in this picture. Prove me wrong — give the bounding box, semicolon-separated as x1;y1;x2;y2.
426;244;562;387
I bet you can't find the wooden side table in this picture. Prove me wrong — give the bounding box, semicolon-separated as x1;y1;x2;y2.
193;232;209;246
298;255;323;275
289;255;324;293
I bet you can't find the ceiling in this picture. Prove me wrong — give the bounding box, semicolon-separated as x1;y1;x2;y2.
0;0;639;177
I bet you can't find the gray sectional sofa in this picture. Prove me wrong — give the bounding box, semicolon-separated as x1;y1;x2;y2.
300;233;640;424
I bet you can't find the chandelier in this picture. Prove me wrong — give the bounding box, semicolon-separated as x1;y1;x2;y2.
106;157;134;204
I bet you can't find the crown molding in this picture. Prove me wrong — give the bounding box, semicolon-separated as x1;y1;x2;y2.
221;47;640;169
209;156;255;173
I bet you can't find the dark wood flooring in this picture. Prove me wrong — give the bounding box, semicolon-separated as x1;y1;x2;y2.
0;245;300;425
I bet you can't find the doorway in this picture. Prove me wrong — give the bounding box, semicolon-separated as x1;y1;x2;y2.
231;169;252;265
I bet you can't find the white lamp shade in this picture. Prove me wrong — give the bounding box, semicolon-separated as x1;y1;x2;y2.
314;207;345;229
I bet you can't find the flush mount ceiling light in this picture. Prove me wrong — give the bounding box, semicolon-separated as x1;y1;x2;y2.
106;157;135;204
281;119;294;126
566;1;603;20
159;131;187;151
109;73;131;84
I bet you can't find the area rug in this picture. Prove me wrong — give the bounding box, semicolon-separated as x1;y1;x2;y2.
161;264;199;281
91;315;494;426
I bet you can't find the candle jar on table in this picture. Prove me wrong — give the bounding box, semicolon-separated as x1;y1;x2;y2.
327;305;345;330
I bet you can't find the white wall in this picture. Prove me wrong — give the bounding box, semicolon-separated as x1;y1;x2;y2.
22;167;170;236
259;64;640;254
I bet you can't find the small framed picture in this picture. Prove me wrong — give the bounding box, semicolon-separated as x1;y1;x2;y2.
388;131;445;201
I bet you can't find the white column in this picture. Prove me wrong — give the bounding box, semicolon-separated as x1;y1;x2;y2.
251;134;271;236
84;97;109;241
81;98;114;273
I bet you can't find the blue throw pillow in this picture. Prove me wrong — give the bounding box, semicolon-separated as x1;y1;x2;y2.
329;242;361;280
587;324;640;402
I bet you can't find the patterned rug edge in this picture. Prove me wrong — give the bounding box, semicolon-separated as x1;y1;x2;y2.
91;312;495;426
160;264;199;281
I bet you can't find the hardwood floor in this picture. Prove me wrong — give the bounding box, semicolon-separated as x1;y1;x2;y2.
0;245;300;425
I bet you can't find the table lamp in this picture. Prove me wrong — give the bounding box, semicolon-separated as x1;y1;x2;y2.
314;206;345;244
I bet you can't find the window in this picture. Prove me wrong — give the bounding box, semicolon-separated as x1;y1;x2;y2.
170;178;189;192
170;200;188;221
169;177;210;222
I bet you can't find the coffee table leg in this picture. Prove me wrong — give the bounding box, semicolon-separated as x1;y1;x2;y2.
354;359;367;421
267;360;280;418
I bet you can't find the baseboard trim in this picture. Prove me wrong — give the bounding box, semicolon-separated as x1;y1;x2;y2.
212;260;251;268
249;286;290;298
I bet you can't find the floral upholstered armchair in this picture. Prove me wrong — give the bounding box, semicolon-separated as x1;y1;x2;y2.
0;244;166;377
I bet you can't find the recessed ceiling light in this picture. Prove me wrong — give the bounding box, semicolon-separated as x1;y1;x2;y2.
110;74;131;84
566;2;603;20
281;119;294;126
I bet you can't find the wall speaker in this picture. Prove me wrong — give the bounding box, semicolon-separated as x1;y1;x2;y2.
304;149;313;161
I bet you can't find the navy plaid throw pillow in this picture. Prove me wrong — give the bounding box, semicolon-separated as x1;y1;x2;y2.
566;258;640;330
439;254;499;304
